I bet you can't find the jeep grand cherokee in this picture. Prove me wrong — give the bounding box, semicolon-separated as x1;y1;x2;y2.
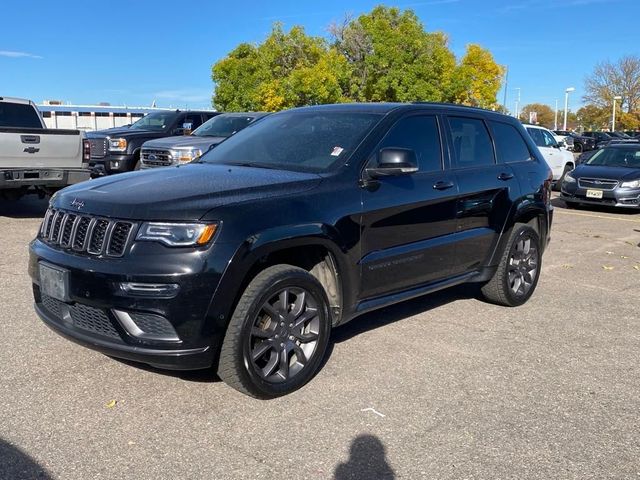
29;103;553;398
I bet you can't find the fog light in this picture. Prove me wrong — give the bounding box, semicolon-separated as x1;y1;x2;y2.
117;282;180;298
113;310;180;342
111;160;120;168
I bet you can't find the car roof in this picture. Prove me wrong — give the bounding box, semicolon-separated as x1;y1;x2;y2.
287;102;513;118
603;142;640;149
216;112;270;118
522;124;551;131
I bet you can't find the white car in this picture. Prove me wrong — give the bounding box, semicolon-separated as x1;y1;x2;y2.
525;124;575;189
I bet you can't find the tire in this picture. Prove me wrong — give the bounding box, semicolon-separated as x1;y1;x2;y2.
218;264;331;398
481;225;542;307
574;142;583;153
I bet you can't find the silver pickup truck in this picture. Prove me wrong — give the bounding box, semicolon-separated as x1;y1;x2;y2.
0;97;90;200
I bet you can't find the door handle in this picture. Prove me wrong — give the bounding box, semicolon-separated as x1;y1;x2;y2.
497;172;514;181
433;180;455;190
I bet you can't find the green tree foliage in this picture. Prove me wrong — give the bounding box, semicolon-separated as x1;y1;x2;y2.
519;103;556;128
576;104;609;130
211;6;504;111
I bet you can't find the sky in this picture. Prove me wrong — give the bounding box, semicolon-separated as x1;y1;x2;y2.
1;0;638;112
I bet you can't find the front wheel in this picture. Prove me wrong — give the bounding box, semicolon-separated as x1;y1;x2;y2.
481;226;542;307
218;265;331;398
574;143;583;153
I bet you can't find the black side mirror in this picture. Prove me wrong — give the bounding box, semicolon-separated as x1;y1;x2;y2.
366;148;419;178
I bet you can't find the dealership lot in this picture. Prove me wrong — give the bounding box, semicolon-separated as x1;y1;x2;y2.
1;195;639;479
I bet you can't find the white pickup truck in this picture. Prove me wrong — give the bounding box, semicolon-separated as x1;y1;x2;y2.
0;97;90;200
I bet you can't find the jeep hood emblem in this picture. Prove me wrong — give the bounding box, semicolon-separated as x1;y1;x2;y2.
70;198;85;210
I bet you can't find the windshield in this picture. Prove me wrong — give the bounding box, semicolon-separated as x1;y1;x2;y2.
130;112;178;131
193;115;256;138
198;111;382;173
586;147;640;168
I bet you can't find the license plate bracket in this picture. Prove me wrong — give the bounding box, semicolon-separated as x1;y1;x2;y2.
39;262;70;302
586;189;603;199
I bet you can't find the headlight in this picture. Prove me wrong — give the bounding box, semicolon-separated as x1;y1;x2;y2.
108;138;127;152
136;222;218;247
170;148;203;164
564;172;576;183
620;179;640;188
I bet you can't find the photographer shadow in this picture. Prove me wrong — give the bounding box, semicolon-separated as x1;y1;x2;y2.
334;434;395;480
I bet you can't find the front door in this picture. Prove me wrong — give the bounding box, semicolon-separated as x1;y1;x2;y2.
360;113;459;299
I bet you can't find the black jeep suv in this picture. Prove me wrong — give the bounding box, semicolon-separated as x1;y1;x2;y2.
29;103;553;398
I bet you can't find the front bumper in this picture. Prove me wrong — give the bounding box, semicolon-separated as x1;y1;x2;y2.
561;184;640;208
89;153;136;175
28;238;233;370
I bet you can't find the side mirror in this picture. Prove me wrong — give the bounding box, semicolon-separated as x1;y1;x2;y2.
366;148;419;178
557;140;565;148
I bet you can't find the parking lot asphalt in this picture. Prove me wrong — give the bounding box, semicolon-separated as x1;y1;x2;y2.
1;194;639;480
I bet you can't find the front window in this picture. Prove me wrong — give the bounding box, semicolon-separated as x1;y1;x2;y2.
586;148;640;168
192;115;256;138
198;111;382;173
130;112;178;131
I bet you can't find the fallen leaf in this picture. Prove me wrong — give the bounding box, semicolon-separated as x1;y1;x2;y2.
562;264;573;269
605;251;614;255
602;265;615;270
634;265;640;271
105;400;117;408
620;255;629;259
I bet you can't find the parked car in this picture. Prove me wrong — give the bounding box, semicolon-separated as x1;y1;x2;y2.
623;131;640;138
551;130;575;150
87;110;219;175
561;143;640;209
140;112;269;169
0;96;90;201
553;130;595;153
582;131;615;147
29;103;553;398
576;138;640;165
608;131;632;139
525;124;575;188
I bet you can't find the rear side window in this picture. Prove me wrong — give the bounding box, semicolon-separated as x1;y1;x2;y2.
449;117;494;168
378;115;442;172
490;121;532;163
0;102;42;128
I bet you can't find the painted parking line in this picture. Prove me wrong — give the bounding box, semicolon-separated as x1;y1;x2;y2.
554;209;640;224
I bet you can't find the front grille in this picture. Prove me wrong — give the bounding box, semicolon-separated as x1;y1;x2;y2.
578;178;619;190
39;208;136;258
89;138;108;159
141;148;173;167
40;294;120;339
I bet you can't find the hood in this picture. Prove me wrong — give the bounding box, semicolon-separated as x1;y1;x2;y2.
142;135;227;151
572;164;640;181
87;127;167;140
53;164;322;221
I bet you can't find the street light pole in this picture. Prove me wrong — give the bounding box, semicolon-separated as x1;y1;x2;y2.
563;87;575;130
514;88;521;119
554;99;558;130
612;95;622;131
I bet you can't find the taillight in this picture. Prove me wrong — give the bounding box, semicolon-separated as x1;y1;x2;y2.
83;139;91;162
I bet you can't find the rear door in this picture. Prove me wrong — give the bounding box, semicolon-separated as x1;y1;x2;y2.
360;112;459;299
446;115;520;275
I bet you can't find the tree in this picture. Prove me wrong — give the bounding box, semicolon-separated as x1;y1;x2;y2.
212;6;505;111
576;104;609;131
583;55;640;113
330;6;457;103
450;44;504;109
212;24;349;111
519;103;555;128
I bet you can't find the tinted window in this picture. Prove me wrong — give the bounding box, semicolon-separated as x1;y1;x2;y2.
193;115;256;138
199;111;382;173
490;121;531;163
0;102;43;128
378;115;442;172
526;127;556;147
449;117;494;167
130;112;178;131
180;114;203;130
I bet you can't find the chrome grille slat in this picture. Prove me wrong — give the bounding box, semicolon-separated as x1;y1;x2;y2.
578;177;619;191
38;208;136;258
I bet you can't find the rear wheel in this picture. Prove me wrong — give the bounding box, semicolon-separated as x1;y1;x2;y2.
481;226;541;307
218;265;331;398
574;142;583;153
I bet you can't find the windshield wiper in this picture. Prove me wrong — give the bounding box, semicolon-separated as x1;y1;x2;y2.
224;162;280;170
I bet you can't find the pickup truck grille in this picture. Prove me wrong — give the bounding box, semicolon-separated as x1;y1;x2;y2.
141;148;173;167
39;208;136;257
578;178;619;190
89;138;108;159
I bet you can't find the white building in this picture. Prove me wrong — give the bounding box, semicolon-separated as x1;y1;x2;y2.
37;103;176;131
